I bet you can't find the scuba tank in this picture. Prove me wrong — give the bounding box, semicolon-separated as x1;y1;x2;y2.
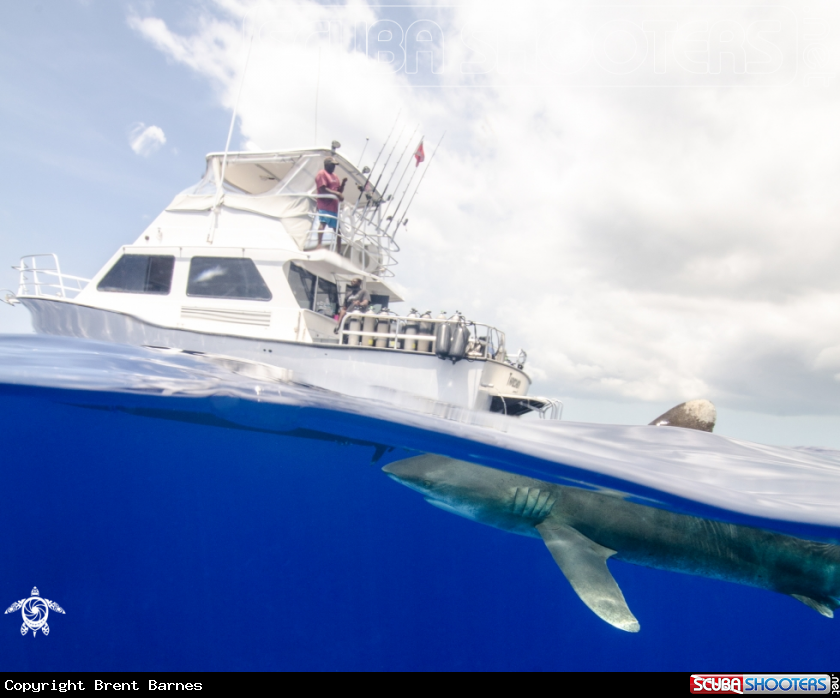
362;310;376;347
434;311;451;359
388;317;399;349
404;309;419;352
346;311;362;346
375;310;390;348
448;312;469;362
418;311;433;353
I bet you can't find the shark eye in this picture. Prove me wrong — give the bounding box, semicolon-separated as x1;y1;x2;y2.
422;479;435;489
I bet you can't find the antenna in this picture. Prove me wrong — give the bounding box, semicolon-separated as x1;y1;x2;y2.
314;45;321;145
357;137;370;167
387;131;445;237
208;34;254;244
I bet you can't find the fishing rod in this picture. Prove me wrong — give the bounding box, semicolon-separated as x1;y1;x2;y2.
367;125;418;230
366;110;400;179
379;129;422;227
370;122;406;196
386;131;445;238
350;110;401;221
358;121;408;226
382;160;421;237
381;124;419;196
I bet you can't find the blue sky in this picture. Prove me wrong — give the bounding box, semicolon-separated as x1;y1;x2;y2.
4;1;840;446
0;1;229;285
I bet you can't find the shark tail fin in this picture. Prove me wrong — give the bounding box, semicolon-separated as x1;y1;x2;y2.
536;521;640;633
791;594;835;618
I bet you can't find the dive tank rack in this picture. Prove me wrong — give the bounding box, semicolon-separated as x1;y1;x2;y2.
337;309;509;365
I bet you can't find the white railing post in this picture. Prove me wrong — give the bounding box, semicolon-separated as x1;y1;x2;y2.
52;254;65;298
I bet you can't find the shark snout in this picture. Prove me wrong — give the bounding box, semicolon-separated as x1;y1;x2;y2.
381;463;410;482
382;455;438;481
382;455;452;496
382;461;434;495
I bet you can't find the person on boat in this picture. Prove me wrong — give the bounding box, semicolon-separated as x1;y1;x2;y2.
334;278;370;331
315;157;348;252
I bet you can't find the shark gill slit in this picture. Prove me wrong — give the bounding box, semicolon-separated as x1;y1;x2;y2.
512;487;528;515
524;489;542;517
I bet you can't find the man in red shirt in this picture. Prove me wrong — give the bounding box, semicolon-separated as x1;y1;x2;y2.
315;157;347;251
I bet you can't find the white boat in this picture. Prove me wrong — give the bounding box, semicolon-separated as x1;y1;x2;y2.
4;147;559;418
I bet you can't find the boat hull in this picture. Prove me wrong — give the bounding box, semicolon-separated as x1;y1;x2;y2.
20;297;531;411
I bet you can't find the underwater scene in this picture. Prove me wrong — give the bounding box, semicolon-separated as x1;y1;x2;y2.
1;335;839;672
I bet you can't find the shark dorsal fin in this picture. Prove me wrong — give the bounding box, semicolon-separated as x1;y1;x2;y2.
791;594;835;618
536;522;640;633
649;399;716;432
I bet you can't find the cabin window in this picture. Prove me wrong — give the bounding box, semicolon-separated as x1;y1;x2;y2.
314;278;338;316
97;255;175;295
288;263;316;309
370;294;389;310
288;263;338;316
186;257;272;301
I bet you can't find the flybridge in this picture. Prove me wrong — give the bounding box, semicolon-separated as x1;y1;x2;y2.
165;148;401;277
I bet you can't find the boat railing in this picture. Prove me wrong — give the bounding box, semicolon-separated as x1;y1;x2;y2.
537;398;564;420
303;195;400;276
14;254;90;300
335;312;508;361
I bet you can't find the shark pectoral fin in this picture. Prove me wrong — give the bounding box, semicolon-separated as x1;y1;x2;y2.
536;522;640;633
791;594;835;618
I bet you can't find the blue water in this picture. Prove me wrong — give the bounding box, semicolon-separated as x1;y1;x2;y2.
1;336;838;671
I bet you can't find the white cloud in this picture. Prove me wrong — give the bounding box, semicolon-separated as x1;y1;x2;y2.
128;123;166;157
128;1;840;415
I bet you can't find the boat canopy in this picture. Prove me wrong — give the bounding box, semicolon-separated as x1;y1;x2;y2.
164;149;382;251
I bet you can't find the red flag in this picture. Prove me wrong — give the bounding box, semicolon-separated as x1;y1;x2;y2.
414;140;425;167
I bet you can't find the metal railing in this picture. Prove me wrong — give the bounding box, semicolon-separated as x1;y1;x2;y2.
536;398;564;420
14;254;90;299
335;312;507;361
302;195;400;276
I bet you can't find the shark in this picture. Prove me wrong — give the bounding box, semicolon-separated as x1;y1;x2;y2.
382;401;840;632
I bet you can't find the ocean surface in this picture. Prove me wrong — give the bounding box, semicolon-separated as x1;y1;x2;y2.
1;335;838;671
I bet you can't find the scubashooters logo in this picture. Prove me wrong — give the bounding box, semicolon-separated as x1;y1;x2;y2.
4;587;65;637
690;675;835;694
